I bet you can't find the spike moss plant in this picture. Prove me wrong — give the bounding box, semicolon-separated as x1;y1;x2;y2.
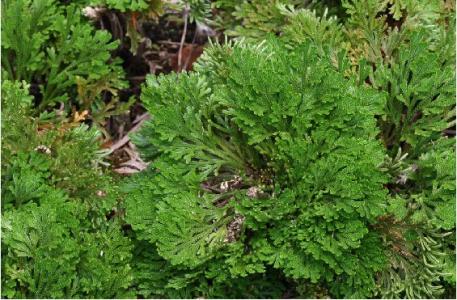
1;0;455;298
124;38;398;298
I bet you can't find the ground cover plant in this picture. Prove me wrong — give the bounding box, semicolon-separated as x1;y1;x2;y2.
1;0;456;299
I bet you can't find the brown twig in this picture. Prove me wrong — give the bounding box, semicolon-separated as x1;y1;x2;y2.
183;29;199;70
109;112;150;152
158;40;187;45
177;4;190;71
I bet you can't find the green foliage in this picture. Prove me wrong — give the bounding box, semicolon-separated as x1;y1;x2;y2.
211;0;454;71
342;0;451;65
2;199;81;299
378;137;456;296
212;0;343;40
1;0;127;118
1;81;133;297
278;4;345;53
188;0;212;23
410;138;456;230
366;31;455;157
342;5;455;297
130;238;290;298
126;38;390;298
1;0;454;298
377;225;452;299
376;135;455;299
89;0;163;12
123;2;456;293
213;0;292;39
1;200;133;298
337;5;455;297
1;80;36;162
1;80;116;213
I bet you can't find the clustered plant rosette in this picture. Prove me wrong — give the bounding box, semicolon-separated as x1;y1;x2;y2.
125;38;391;298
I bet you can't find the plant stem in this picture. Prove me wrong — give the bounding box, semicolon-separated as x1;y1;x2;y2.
177;4;189;71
